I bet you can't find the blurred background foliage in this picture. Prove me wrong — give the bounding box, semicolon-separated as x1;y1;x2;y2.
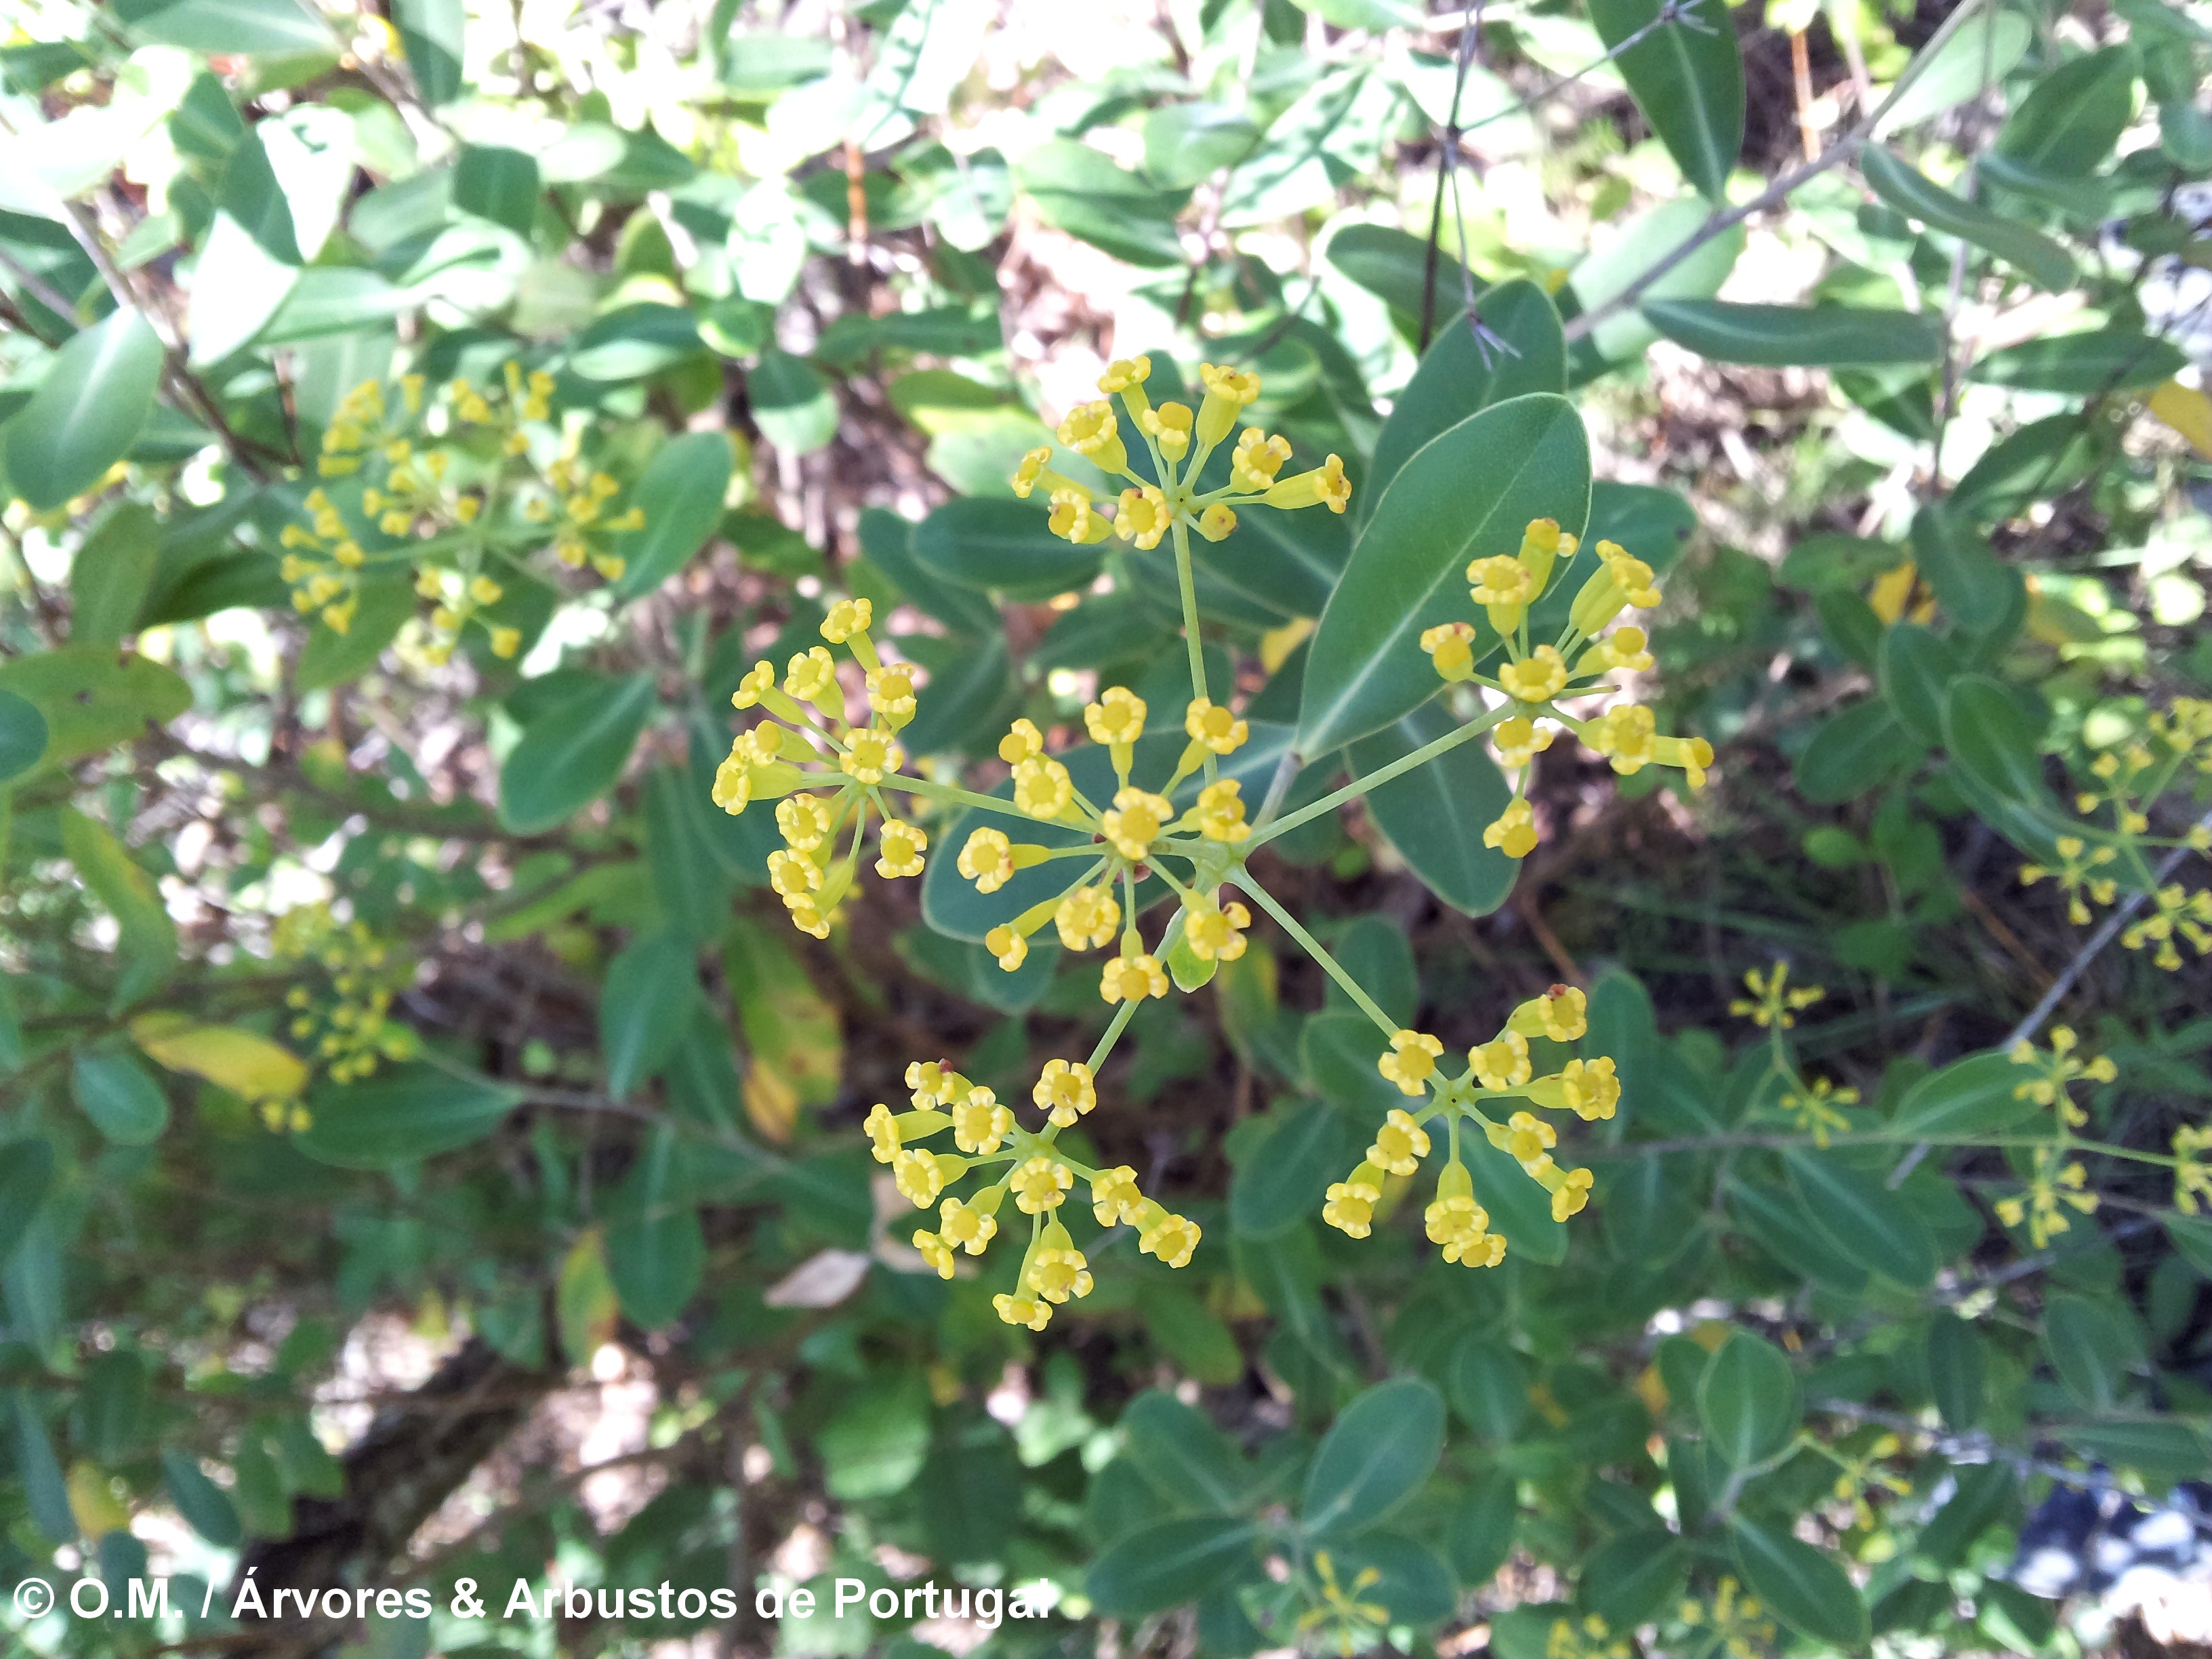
1;0;2211;1654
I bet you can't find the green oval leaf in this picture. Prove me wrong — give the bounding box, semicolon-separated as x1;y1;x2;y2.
162;1446;243;1548
0;645;190;771
1877;621;1963;746
568;303;703;380
1087;1517;1258;1617
1731;1515;1869;1647
1967;329;2186;395
749;348;838;455
911;495;1106;601
1786;1149;1938;1288
0;1139;54;1267
294;1063;518;1168
1859;146;2074;292
119;0;334;55
1361;281;1568;525
1230;1103;1359;1238
1727;1175;1870;1293
1876;11;2031;134
605;1124;704;1329
612;432;734;597
71;1049;171;1145
1;310;164;512
600;931;701;1099
1589;0;1744;199
1926;1310;1986;1431
1015;138;1189;268
1793;699;1920;803
1302;1376;1446;1536
1892;1050;2039;1138
1697;1331;1801;1468
1298;394;1591;756
1644;300;1944;367
0;687;47;783
1120;1391;1252;1515
1349;703;1518;916
1995;45;2139;177
1448;1336;1530;1442
1941;674;2054;807
498;672;657;834
1583;1530;1688;1629
2042;1293;2139;1412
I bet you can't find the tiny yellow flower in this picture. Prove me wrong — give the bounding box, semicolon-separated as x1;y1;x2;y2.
489;626;523;659
907;1060;956;1107
866;663;917;725
1378;1030;1443;1096
1101;952;1169;1004
984;924;1028;972
821;597;873;642
1012;756;1074;820
1141;402;1193;461
842;728;903;784
1010;1155;1073;1214
1057;400;1128;472
785;645;838;702
914;1229;957;1278
1585;625;1654;674
1196;361;1263;447
1498;645;1569;705
1264;453;1350;513
1468;555;1534;631
1502;1109;1556;1167
939;1194;998;1253
1509;985;1588;1042
1517;517;1574;595
1549;1166;1593;1222
1470;1030;1532;1090
1324;1174;1382;1239
999;718;1045;764
1425;1194;1503;1267
864;1102;902;1163
1092;1165;1145;1225
1421;621;1477;681
1230;428;1293;492
1115;485;1171;550
1029;1244;1094;1303
895;1148;956;1208
1584;703;1658;775
1195;777;1250;843
766;849;821;898
875;819;927;878
1054;886;1121;950
1185;698;1249;756
709;754;753;815
777;793;834;851
1369;1107;1433;1175
951;1087;1010;1154
1185;897;1251;963
1494;716;1554;769
1086;687;1147;747
1483;798;1538;859
958;827;1015;894
1033;1058;1097;1126
1197;504;1237;541
994;1292;1052;1331
1048;488;1111;545
1099;355;1152;395
1011;446;1053;499
1139;1206;1202;1268
1558;1057;1620;1121
1102;787;1172;861
1597;541;1660;606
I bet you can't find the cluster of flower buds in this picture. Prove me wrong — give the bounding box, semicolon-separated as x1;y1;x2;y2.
270;902;417;1111
281;365;646;663
953;691;1258;997
1420;517;1711;859
2020;699;2212;971
868;1059;1200;1328
712;601;930;939
1015;356;1348;552
1322;987;1616;1269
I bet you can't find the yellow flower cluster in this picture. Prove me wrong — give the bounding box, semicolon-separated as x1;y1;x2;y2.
1547;1612;1633;1659
870;1058;1200;1329
281;366;646;664
1780;1075;1858;1149
1324;987;1614;1269
1994;1028;2113;1247
1293;1551;1389;1655
1677;1577;1778;1659
2020;701;2212;970
270;902;417;1115
2174;1124;2212;1215
1016;356;1348;555
1729;960;1824;1029
952;691;1260;1000
711;601;934;939
1995;1143;2097;1248
1418;518;1709;860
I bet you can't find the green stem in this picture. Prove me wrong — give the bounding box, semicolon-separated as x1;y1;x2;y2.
1086;998;1140;1072
1248;704;1512;847
1169;516;1218;787
875;773;1038;820
1579;1128;2186;1167
1241;879;1398;1038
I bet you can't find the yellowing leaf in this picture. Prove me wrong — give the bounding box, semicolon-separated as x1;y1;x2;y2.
723;916;840;1111
2149;379;2212;459
68;1463;130;1540
744;1054;800;1144
130;1014;308;1103
1260;615;1315;674
556;1229;619;1367
1867;562;1919;625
